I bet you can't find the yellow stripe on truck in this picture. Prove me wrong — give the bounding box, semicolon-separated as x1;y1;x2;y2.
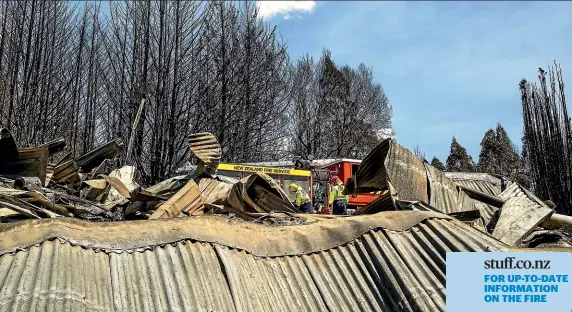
217;163;311;177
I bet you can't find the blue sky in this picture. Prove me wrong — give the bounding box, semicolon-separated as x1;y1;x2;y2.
260;1;572;162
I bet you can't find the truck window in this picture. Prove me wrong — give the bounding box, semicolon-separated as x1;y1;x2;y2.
351;164;360;177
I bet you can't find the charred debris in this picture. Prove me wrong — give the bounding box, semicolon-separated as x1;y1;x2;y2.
0;128;570;248
0;129;303;226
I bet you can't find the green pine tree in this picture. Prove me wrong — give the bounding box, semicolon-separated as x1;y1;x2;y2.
445;137;475;172
430;157;446;171
477;129;500;173
477;123;521;177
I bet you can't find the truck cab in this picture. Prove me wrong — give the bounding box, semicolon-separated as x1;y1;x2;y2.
322;159;381;213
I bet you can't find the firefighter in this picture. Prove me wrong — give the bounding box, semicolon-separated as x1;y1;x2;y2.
329;176;350;215
288;183;313;213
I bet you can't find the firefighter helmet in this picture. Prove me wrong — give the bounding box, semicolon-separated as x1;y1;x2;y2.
288;183;298;192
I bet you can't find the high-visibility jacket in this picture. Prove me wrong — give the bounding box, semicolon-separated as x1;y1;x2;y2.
295;187;311;206
329;184;349;204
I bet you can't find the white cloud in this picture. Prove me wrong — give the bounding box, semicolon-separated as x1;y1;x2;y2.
257;1;316;20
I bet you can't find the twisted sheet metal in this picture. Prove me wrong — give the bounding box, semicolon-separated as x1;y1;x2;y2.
357;192;395;214
199;177;233;205
0;214;508;312
52;160;81;183
493;183;554;246
227;173;298;214
424;165;477;215
449;179;502;196
385;142;429;202
149;179;203;219
354;140;429;202
354;141;487;230
447;175;504;227
0;147;49;186
498;182;531;201
188;133;221;175
354;140;390;191
75;139;124;173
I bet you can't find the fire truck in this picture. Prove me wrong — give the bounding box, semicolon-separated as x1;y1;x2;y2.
316;159;382;213
219;158;380;214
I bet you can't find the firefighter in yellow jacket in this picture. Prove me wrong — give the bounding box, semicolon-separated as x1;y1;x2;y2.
329;176;350;215
288;183;313;213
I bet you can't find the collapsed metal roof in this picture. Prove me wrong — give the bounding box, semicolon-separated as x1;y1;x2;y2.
0;131;570;312
0;211;507;312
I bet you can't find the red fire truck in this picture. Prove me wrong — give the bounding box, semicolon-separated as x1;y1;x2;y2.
318;159;381;213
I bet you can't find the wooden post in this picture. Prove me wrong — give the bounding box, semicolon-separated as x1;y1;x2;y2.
125;97;146;165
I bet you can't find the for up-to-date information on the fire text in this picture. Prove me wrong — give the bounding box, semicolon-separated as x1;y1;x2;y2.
447;252;572;312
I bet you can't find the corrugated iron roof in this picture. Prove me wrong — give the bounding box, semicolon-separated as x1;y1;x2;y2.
443;172;507;229
445;172;503;196
0;211;508;312
493;183;554;246
0;240;114;311
354;140;489;230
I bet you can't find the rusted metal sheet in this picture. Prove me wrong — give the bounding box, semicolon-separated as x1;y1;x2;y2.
188;132;221;175
425;165;461;214
446;172;503;226
81;179;108;201
149;179;203;219
387;142;428;202
101;166;138;208
424;164;484;224
445;172;503;185
0;211;455;257
355;141;489;228
449;177;502;196
0;146;49;186
228;173;299;213
354;139;390;190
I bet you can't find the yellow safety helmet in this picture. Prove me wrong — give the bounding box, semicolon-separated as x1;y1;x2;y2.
288;183;298;192
336;179;343;185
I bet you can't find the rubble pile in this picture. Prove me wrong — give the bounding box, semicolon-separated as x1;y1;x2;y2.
0;127;570;247
351;139;572;248
0;130;301;224
0;129;571;311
